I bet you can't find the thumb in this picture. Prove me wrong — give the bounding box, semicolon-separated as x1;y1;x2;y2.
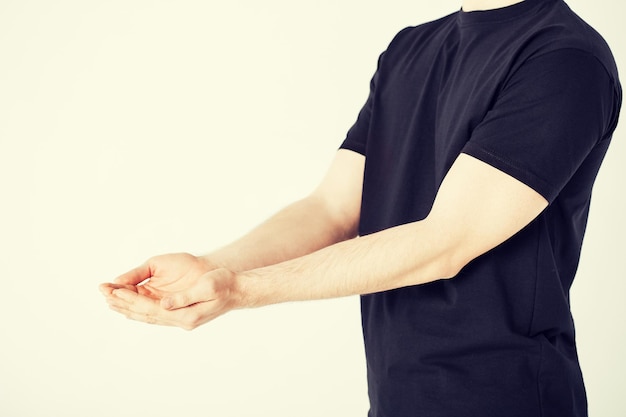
161;269;226;310
114;262;151;285
161;291;198;310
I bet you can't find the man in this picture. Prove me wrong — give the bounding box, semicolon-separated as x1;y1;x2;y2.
100;0;621;415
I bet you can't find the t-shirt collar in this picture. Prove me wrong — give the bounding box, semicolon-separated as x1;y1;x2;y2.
458;0;557;26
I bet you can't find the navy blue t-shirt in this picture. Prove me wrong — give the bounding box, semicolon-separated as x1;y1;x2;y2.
340;0;621;416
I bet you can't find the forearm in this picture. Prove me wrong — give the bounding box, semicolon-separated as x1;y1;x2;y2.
238;217;461;308
236;154;549;309
104;155;548;331
205;195;358;273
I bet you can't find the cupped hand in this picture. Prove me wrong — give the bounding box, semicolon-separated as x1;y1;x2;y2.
100;253;217;303
99;253;244;330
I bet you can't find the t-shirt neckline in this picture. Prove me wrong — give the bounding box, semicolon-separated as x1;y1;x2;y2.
457;0;557;26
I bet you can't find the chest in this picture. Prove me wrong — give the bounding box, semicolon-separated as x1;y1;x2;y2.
376;29;524;146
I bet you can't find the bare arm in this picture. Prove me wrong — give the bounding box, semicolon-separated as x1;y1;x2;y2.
103;151;548;329
205;149;364;272
106;149;364;301
239;152;548;307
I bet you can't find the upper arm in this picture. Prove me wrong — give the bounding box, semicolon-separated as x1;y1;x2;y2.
435;50;617;275
425;153;548;275
310;149;365;238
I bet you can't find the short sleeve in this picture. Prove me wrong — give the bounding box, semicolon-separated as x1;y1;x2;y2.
340;52;385;156
462;48;621;202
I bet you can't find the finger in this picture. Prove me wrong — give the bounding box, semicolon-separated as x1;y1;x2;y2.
108;288;228;330
139;283;167;299
108;289;199;328
108;289;174;325
99;283;115;296
99;283;137;296
114;262;152;285
107;301;173;327
124;310;171;327
112;288;152;306
134;284;161;299
160;284;214;310
107;300;168;325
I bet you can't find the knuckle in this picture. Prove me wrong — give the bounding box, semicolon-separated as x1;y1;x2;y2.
203;277;221;298
181;319;196;331
172;293;190;308
182;311;202;330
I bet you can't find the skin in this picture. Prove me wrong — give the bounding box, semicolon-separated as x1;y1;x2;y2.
100;0;547;330
100;151;547;330
462;0;525;12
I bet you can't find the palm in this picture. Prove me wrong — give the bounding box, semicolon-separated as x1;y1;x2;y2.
119;253;216;300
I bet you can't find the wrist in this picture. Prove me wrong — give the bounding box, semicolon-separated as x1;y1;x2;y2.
233;270;265;309
200;249;247;273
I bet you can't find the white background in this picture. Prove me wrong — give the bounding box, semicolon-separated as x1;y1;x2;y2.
0;1;624;416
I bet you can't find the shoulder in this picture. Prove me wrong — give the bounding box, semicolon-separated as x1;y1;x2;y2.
396;12;457;41
518;1;619;82
380;12;459;67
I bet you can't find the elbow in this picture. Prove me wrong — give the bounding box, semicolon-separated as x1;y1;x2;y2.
436;254;466;280
307;194;360;241
429;242;474;281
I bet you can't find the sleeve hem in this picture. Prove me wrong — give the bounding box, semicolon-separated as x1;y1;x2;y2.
462;143;558;203
339;139;366;156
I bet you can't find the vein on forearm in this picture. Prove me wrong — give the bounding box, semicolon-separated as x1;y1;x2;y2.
241;218;459;308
